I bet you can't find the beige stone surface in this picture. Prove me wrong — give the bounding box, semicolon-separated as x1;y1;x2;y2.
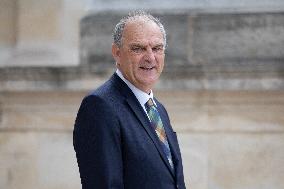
160;91;284;188
0;132;38;189
0;91;85;131
178;133;284;189
0;0;17;64
178;134;209;189
18;0;62;42
208;134;284;189
17;0;85;46
0;0;86;66
156;91;284;133
0;90;283;189
0;132;80;189
2;91;283;132
37;133;80;189
1;1;283;188
0;0;17;45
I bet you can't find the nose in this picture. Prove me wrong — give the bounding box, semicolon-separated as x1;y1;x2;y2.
144;47;155;63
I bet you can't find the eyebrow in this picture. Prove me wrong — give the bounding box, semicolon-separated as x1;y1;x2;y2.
129;43;145;47
153;44;164;48
129;43;164;48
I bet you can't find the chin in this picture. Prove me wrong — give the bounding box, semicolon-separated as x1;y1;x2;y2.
141;81;156;88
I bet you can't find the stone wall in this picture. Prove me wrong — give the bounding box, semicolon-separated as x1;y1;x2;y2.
0;0;85;67
81;11;284;90
0;1;284;189
86;0;284;13
1;90;283;189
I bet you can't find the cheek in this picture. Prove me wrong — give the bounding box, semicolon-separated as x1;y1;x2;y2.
157;57;165;68
132;57;144;68
120;55;133;69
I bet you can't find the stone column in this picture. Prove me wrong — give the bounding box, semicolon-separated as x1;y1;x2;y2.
0;0;17;65
1;0;86;67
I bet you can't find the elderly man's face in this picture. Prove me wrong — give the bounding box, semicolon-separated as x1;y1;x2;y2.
112;19;165;93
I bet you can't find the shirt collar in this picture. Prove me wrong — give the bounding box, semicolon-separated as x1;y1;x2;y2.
116;69;155;112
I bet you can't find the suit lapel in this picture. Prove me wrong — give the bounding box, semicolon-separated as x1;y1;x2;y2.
157;104;181;175
125;97;175;177
111;73;175;177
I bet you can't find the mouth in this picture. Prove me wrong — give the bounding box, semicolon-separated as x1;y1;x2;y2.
140;66;154;70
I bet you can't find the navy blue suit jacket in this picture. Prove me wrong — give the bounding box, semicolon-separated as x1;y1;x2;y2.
73;73;186;189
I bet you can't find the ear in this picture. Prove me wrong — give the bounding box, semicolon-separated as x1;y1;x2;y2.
112;43;121;63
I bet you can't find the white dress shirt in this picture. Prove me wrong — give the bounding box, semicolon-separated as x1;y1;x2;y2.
116;69;156;115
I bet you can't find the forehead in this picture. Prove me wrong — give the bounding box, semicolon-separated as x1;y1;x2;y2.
122;18;164;45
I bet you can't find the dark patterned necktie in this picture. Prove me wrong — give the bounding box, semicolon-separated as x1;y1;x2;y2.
145;98;174;169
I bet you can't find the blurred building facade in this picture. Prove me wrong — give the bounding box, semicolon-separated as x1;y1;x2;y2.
0;0;284;189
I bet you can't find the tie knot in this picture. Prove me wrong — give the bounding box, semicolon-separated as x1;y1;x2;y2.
146;98;155;108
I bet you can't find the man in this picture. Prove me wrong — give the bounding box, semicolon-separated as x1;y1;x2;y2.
73;11;186;189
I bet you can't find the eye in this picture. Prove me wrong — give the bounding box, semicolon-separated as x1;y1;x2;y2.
130;46;145;53
152;46;164;54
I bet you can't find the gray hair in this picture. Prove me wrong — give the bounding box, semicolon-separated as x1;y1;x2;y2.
113;10;167;48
